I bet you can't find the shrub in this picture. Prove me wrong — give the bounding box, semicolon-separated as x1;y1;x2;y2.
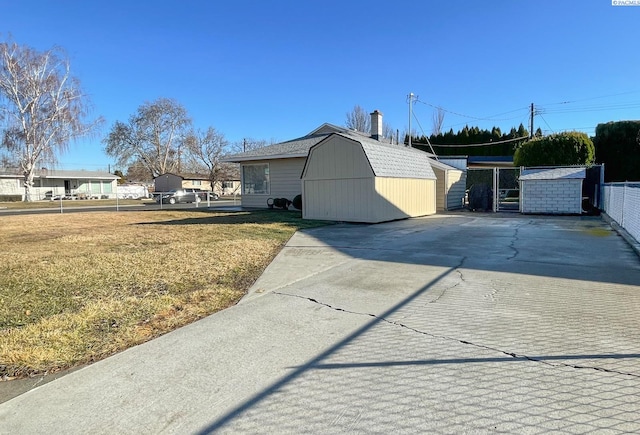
0;194;23;202
593;120;640;182
514;132;594;167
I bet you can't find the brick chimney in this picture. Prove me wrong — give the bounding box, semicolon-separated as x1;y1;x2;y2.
370;110;382;141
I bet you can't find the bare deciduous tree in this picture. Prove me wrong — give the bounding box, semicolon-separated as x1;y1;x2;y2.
0;38;101;201
183;126;236;192
345;105;370;133
432;107;445;136
104;98;191;178
230;137;274;154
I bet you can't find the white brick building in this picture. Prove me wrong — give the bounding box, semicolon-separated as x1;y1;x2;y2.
519;167;586;215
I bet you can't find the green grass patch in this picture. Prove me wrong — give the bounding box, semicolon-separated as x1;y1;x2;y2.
0;210;328;378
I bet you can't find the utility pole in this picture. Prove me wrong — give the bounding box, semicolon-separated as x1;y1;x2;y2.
530;103;534;139
408;92;415;147
243;138;246;152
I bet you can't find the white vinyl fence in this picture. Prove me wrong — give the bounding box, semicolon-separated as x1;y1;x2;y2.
602;182;640;242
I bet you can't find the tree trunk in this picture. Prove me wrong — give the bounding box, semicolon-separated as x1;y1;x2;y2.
23;165;34;202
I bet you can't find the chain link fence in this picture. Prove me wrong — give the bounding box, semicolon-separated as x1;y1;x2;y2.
603;182;640;242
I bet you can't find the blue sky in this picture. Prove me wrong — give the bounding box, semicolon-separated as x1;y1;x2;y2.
2;0;639;171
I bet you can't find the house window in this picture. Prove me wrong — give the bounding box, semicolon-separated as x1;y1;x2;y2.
222;181;233;189
242;164;269;195
192;180;202;186
91;181;101;194
102;181;113;193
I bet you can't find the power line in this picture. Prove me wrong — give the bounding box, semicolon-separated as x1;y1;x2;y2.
414;98;529;122
538;114;555;134
428;136;529;148
540;90;640;106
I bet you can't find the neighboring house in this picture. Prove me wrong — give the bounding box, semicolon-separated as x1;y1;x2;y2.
0;168;119;201
519;166;586;214
301;131;437;223
154;173;212;193
154;171;241;197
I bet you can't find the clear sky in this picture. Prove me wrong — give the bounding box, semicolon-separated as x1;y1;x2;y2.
2;0;639;171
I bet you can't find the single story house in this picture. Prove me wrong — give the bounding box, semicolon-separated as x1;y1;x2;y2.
222;111;449;219
0;168;119;201
154;168;241;197
302;130;437;223
221;123;348;208
519;166;586;214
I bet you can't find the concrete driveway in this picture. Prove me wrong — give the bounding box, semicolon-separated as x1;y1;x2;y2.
2;213;640;434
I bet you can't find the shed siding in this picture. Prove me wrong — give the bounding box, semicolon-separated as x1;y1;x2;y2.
521;179;583;214
433;167;446;211
303;178;375;221
304;136;373;180
241;158;305;208
446;170;466;210
374;177;436;221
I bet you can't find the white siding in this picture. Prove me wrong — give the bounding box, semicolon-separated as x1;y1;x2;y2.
521;179;583;214
0;178;21;195
446;170;466;210
241;158;306;208
433;167;466;211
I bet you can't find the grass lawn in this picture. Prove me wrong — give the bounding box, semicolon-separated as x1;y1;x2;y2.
0;209;327;379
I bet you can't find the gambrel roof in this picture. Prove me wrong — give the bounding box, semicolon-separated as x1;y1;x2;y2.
304;132;437;180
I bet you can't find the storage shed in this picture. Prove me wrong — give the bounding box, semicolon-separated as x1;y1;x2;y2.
302;133;437;223
519;166;586;214
429;159;467;211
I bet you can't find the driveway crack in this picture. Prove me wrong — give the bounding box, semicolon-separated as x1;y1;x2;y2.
273;291;640;379
507;227;520;260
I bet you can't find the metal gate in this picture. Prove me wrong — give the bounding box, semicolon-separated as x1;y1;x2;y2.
494;167;520;212
466;167;520;212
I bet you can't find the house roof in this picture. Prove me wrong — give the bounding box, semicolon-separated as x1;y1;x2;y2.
220;123;395;163
311;132;437;180
0;168;119;180
520;167;586;180
221;133;332;162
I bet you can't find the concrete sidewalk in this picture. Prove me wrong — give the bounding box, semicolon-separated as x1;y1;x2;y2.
2;214;640;434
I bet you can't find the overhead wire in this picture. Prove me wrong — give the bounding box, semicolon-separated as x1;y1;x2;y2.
429;136;529;148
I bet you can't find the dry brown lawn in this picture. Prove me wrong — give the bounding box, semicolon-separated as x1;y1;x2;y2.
0;209;326;379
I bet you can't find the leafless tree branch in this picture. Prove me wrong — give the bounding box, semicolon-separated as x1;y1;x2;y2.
0;37;102;200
